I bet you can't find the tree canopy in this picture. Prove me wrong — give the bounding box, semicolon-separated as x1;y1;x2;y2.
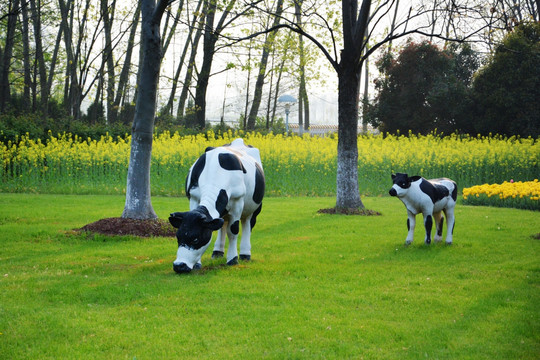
471;22;540;137
367;41;479;135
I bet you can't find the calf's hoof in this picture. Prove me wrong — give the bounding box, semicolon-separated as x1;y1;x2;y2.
227;256;239;266
212;251;224;259
239;254;251;261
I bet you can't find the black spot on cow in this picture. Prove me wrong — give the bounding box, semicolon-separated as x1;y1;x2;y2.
231;220;240;235
187;153;206;197
250;204;262;230
420;179;449;204
215;189;228;217
253;164;265;204
451;183;458;201
218;153;246;173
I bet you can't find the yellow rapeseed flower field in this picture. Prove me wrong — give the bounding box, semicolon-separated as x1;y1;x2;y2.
463;179;540;210
1;131;539;205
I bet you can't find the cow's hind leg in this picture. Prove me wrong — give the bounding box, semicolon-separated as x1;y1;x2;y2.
240;204;262;261
443;205;455;245
433;211;444;243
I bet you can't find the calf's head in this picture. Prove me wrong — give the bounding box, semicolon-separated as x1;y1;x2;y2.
389;173;421;198
169;207;224;273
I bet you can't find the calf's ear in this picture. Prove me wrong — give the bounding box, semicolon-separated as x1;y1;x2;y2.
391;173;396;180
204;218;224;231
169;212;185;228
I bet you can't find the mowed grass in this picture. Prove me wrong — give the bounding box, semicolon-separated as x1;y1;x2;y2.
0;194;538;359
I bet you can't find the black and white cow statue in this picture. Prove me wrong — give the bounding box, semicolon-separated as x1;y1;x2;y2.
389;173;457;245
168;138;265;273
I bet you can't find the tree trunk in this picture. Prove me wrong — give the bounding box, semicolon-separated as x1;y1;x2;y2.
295;0;310;130
113;3;141;119
102;0;117;123
21;0;32;108
246;0;284;130
164;0;201;116
177;12;203;119
193;0;218;129
122;0;168;220
0;0;19;113
193;0;236;129
336;63;364;210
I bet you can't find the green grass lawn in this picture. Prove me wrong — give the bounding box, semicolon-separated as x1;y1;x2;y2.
0;194;538;359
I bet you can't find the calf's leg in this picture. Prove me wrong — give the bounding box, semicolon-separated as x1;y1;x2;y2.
405;210;416;245
433;211;444;243
423;213;433;245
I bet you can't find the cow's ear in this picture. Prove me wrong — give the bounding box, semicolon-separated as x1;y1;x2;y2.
391;173;396;180
204;218;224;231
409;175;422;182
169;212;185;228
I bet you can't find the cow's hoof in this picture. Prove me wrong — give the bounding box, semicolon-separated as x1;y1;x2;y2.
239;254;251;261
193;263;202;270
212;251;224;259
227;256;239;266
425;239;431;245
445;241;453;246
173;262;192;274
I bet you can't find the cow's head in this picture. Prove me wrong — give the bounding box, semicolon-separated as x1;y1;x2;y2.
389;173;421;197
169;207;224;273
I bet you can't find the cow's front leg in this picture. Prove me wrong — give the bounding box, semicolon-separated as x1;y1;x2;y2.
443;206;455;245
405;210;416;245
226;219;240;265
423;212;433;245
433;211;444;243
212;223;227;259
239;216;252;261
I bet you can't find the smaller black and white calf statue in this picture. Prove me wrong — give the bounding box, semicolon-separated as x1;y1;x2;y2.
169;138;265;273
389;173;457;245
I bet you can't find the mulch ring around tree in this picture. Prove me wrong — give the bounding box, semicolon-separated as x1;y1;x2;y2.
317;207;382;216
79;208;383;238
78;217;176;237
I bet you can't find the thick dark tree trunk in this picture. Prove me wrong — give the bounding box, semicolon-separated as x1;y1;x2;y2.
336;62;364;210
122;0;168;220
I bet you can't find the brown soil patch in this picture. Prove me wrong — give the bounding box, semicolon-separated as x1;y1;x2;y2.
317;207;382;216
78;217;176;237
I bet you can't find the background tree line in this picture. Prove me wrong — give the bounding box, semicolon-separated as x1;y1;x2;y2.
1;0;538;143
0;0;317;142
